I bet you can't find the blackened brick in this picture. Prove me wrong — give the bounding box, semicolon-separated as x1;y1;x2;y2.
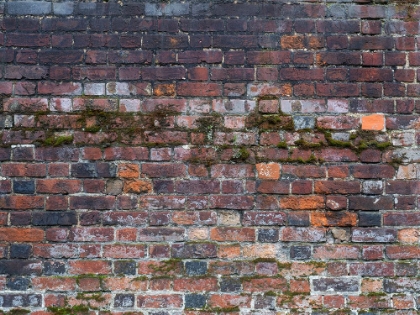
13;180;35;194
0;260;42;275
43;261;66;275
312;277;359;292
10;244;31;259
220;278;241;292
258;228;279;242
10;212;32;226
185;261;207;276
288;212;310;226
185;294;206;309
7;277;30;290
71;163;98;178
359;212;381;227
32;212;77;226
114;294;135;308
0;294;42;307
290;245;312;260
114;261;136;275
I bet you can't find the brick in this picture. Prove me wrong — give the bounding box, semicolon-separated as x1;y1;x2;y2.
210;227;255;242
69;261;111;275
139;227;184;242
281;227;326;242
69;227;114;242
353;165;395;179
209;195;254;210
359;212;381;227
177;82;222;97
311;212;357;227
280;196;324;210
314;245;359;260
315;181;360;194
103;244;146;259
349;196;393;211
384;212;420;226
243;211;286;226
256;163;280;180
352;228;397;243
0;260;42;276
312;277;359;293
362;114;385;131
33;212;77;226
172;243;217;259
137;294;182;308
386;246;420;260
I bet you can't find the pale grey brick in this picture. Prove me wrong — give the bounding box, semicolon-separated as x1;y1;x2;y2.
8;1;51;15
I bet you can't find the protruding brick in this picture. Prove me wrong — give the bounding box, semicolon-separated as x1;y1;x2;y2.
362;114;385;131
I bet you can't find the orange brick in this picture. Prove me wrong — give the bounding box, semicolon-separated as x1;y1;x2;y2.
361;114;385;131
217;244;241;259
118;163;140;178
256;163;280;180
123;180;152;193
154;83;175;96
281;35;305;49
280;196;324;210
311;211;357;227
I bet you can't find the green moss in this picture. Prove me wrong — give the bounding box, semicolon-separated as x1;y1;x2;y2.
365;292;387;297
231;146;250;162
264;291;277;296
375;141;392;150
148;258;182;274
294;154;319;164
294;139;324;149
76;293;105;302
43;135;74;147
278;291;308;304
253;258;277;263
277;141;288;149
206;306;240;313
324;131;352;148
131;276;148;281
47;305;90;315
305;261;326;268
195;113;223;143
277;262;292;270
84;126;101;133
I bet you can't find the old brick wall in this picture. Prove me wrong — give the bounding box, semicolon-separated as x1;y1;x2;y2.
0;0;419;313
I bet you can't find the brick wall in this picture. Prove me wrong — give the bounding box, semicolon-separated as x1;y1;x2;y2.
0;0;419;313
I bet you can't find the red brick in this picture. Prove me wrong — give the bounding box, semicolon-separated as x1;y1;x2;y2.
32;277;76;291
209;294;251;309
69;227;114;242
311;211;357;227
210;227;255;242
177;82;222;96
243;277;287;292
36;179;81;194
174;278;218;292
69;261;111;274
280;196;324;210
314;245;360;259
103;244;146;258
137;294;183;308
0;227;44;242
0;195;44;210
281;227;326;242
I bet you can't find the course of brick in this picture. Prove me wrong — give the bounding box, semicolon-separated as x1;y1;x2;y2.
0;0;419;313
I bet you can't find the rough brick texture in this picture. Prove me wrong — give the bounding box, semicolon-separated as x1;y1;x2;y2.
0;0;419;313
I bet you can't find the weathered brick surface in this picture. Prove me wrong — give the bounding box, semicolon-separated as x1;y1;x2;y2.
0;0;419;313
